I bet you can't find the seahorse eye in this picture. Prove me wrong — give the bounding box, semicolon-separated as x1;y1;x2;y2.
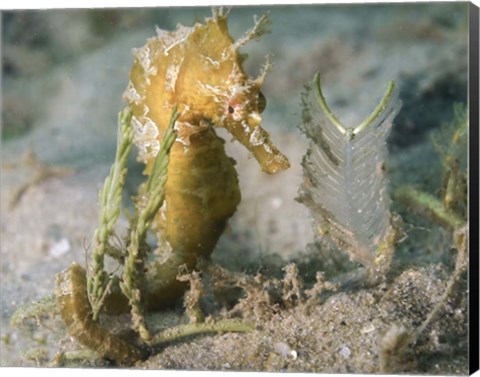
257;91;267;113
228;105;235;114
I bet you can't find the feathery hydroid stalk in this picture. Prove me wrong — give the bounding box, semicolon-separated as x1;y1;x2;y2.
120;106;180;342
88;107;134;321
298;73;402;281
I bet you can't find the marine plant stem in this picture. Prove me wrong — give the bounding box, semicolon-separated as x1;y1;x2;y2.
394;185;464;230
10;294;58;327
120;106;180;342
412;225;467;341
150;319;254;347
88;108;134;321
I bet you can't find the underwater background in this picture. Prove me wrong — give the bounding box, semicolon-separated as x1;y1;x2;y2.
1;2;469;373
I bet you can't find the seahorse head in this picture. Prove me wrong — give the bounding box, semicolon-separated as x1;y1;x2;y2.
124;9;290;174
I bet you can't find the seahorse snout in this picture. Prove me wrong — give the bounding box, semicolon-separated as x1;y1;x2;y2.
223;111;290;174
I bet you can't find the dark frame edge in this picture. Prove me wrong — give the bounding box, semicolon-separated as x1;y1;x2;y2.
469;1;480;375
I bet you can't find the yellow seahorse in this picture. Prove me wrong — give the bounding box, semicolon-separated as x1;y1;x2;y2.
122;9;290;309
